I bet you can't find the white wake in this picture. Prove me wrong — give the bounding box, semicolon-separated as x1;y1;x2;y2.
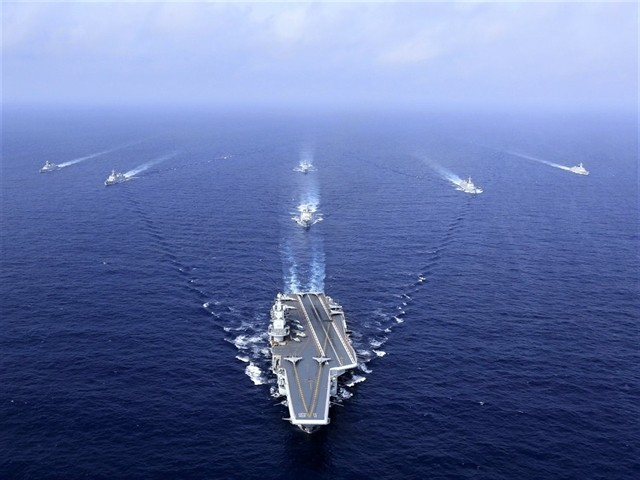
124;152;176;178
58;141;138;167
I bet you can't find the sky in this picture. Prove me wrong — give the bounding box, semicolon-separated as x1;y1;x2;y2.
2;1;638;110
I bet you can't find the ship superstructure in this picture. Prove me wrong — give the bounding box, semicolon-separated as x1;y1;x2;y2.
568;163;589;175
457;177;483;194
294;161;314;174
269;292;357;433
293;204;322;229
104;170;127;186
40;161;60;173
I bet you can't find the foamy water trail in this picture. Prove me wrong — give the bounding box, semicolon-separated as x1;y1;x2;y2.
58;141;139;167
506;151;572;171
416;155;464;187
299;190;320;208
124;152;176;178
308;237;325;292
281;242;301;293
297;201;318;213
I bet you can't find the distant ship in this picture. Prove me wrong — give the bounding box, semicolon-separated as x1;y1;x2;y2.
40;161;60;173
568;163;589;175
269;292;357;433
457;177;483;194
293;204;322;229
104;170;127;186
294;161;314;174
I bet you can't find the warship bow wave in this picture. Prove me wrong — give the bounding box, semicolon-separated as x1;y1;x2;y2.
269;292;357;433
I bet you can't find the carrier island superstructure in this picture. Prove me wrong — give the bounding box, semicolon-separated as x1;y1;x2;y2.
269;292;357;433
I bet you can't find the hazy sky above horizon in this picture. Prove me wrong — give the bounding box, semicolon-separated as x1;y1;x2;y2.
3;1;638;110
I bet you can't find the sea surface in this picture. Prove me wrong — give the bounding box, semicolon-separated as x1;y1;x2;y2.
1;107;638;479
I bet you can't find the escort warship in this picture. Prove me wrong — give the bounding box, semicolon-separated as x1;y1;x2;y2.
293;204;322;229
294;160;314;174
457;177;483;194
40;161;60;173
104;170;127;186
569;163;589;175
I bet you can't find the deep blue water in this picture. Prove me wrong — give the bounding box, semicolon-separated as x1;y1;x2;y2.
1;107;638;479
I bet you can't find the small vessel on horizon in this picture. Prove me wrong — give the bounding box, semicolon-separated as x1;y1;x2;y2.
568;163;589;175
104;170;127;186
40;161;60;173
457;177;483;194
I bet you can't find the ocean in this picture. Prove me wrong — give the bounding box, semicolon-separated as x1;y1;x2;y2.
1;107;638;479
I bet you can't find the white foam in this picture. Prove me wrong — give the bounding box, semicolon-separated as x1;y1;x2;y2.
394;316;404;324
269;386;282;398
58;141;137;167
309;239;325;292
506;151;576;172
124;152;176;178
373;350;386;357
236;355;250;363
232;332;266;351
370;338;386;348
337;388;353;399
418;156;464;187
245;363;265;385
345;375;367;387
358;362;372;374
233;334;250;349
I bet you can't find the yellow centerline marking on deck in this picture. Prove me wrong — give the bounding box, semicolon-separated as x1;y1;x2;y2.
296;294;324;356
309;306;334;415
309;362;324;416
290;363;309;415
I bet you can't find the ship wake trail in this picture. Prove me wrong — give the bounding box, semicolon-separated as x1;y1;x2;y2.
202;299;272;387
122;161;268;390
506;150;573;172
123;190;209;301
124;152;177;178
281;241;301;294
348;197;472;384
308;237;325;292
416;154;464;188
58;141;137;167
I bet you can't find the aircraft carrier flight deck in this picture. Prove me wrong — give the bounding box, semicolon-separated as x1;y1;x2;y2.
269;292;357;433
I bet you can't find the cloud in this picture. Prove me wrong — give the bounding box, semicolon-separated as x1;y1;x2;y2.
2;1;637;109
378;36;442;66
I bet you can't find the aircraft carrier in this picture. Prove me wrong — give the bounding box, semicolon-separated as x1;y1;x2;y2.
269;292;357;433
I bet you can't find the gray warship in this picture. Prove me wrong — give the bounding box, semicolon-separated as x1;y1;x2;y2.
40;161;60;173
269;292;357;433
